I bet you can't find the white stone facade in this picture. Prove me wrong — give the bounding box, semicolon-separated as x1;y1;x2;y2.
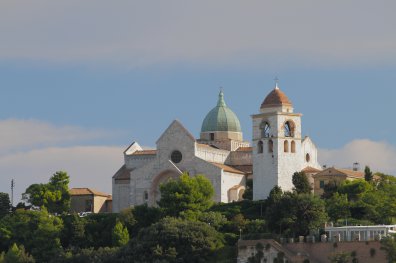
112;86;321;211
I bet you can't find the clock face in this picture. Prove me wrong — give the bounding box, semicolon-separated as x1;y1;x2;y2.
171;150;182;164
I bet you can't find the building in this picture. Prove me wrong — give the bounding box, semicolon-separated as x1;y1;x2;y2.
112;84;322;212
70;188;112;213
325;224;396;242
252;83;321;200
312;167;364;196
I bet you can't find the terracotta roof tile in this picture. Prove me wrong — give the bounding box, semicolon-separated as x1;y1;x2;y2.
210;162;246;175
132;150;157;156
261;87;292;109
302;166;321;174
236;147;253;152
70;188;111;198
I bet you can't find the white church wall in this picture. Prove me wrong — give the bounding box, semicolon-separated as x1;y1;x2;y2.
228;151;252;165
195;146;230;164
124;155;156;170
221;172;246;203
302;137;322;169
112;178;131;213
192;157;223;202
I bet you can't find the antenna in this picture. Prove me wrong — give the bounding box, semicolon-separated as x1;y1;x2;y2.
11;179;15;208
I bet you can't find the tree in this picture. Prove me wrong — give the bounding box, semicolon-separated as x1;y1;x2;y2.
326;193;350;222
0;193;11;218
364;166;373;182
112;221;129;247
158;173;214;216
381;235;396;263
23;171;71;214
329;252;351;263
1;243;35;263
292;172;312;194
242;179;253;200
121;217;224;262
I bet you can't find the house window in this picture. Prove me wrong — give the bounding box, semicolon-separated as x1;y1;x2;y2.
258;141;263;154
320;180;325;189
210;133;215;141
291;140;296;153
306;153;311;162
268;140;274;153
144;191;149;202
85;199;93;212
284;140;289;153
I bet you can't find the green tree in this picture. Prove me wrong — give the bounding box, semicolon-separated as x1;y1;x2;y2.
1;243;35;263
329;252;351;263
381;235;396;263
22;171;71;214
0;193;11;218
121;217;224;262
292;172;312;194
0;209;63;262
242;179;253;200
326;193;350;222
158;173;214;216
112;221;129;247
364;166;373;182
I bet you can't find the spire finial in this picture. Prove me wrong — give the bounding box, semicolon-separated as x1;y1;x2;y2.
274;77;279;90
217;87;226;107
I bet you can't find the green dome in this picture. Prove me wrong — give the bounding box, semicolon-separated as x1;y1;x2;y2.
201;91;242;133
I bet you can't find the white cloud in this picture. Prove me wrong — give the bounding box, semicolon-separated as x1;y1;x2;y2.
0;146;123;203
0;0;395;67
0;119;108;154
319;139;396;175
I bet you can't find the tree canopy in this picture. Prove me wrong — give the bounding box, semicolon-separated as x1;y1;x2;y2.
292;172;312;194
23;171;70;214
0;194;11;219
158;173;214;216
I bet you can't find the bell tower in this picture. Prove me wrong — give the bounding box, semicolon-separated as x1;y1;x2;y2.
252;82;304;200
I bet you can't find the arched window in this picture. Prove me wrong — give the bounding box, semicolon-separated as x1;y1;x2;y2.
268;140;274;153
258;141;263;154
284;121;295;137
144;191;149;202
306;153;311;163
284;140;289;153
260;122;270;138
291;140;296;153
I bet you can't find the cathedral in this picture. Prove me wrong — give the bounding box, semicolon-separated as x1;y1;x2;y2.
112;84;321;212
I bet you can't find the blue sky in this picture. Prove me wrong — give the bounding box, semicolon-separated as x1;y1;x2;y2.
0;0;395;202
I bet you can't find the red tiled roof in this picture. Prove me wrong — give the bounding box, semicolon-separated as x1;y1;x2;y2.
302;166;321;174
69;188;111;198
261;87;292;109
210;162;246;175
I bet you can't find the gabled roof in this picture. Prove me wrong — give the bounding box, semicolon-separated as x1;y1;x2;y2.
313;167;364;179
69;188;111;198
210;162;246;175
156;120;196;144
302;166;321;174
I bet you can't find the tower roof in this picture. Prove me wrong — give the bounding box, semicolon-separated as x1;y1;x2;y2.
201;90;242;133
260;85;292;109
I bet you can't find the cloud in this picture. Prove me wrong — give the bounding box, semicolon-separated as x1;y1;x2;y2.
319;139;396;175
0;119;108;154
0;146;123;203
0;0;395;67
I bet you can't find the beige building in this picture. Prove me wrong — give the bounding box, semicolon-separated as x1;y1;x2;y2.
312;167;364;196
70;188;112;213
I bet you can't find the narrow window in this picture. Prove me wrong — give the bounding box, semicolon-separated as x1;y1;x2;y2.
306;153;311;162
291;140;296;153
85;200;93;212
320;180;325;189
284;140;289;153
268;140;274;153
261;122;270;138
210;133;215;141
284;121;295;137
258;141;263;154
144;191;149;202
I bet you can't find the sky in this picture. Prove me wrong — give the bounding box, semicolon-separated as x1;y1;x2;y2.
0;0;395;203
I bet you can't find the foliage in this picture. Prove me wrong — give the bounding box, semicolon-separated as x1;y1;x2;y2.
22;171;71;214
329;252;351;263
266;192;327;237
326;193;350;221
364;166;373;182
292;172;312;194
0;209;63;262
112;221;129;247
158;173;214;217
60;214;87;248
247;242;264;263
119;217;224;262
381;235;396;263
0;193;11;219
52;247;119;263
242;179;253;200
0;243;35;263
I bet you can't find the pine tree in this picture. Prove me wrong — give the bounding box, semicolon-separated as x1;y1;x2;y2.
111;221;129;247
